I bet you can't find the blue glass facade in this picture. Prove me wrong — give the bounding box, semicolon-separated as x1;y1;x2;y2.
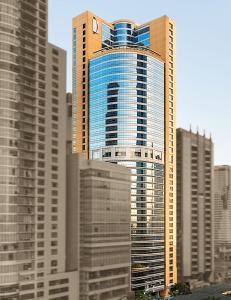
102;22;150;48
89;51;165;290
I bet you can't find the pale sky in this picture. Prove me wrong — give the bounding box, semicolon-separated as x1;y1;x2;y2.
48;0;231;165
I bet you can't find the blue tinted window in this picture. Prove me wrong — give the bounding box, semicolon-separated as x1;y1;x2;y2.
137;26;149;35
89;52;164;153
101;23;150;48
114;23;132;29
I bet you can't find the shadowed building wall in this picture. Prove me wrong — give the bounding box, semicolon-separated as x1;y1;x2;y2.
214;166;231;281
177;128;214;286
0;1;78;298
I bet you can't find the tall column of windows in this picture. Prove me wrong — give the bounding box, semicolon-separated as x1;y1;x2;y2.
204;149;212;271
82;23;86;151
49;48;60;274
72;23;87;153
167;22;175;284
191;145;198;274
72;27;77;152
30;0;47;298
35;2;47;297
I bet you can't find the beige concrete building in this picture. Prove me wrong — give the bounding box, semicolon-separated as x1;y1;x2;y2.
67;154;132;300
72;11;177;295
0;1;77;299
176;128;214;287
214;166;231;281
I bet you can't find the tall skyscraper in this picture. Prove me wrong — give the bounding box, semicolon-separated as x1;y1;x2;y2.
0;1;77;299
176;128;214;287
66;154;132;300
214;165;231;281
72;11;177;294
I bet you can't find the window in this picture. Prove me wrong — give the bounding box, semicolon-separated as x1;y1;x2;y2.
51;249;58;255
37;291;44;297
37;262;44;268
51;260;58;267
38;250;44;256
106;140;117;146
37;282;44;288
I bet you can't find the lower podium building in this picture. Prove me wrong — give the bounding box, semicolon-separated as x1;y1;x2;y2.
66;154;132;300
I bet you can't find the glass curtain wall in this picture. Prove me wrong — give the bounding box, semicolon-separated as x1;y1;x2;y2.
89;51;165;290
